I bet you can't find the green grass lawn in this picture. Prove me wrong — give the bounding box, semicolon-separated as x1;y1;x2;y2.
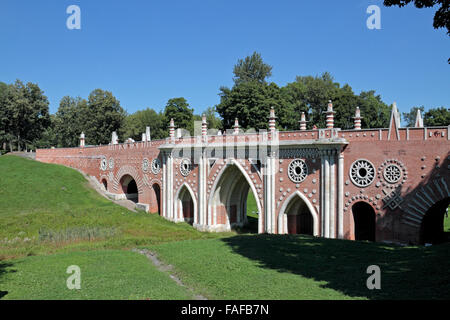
149;236;450;300
0;155;230;260
1;155;449;300
0;250;194;300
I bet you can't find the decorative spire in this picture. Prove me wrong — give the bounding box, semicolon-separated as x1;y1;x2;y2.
268;107;277;133
325;100;335;129
299;112;308;131
169;118;176;141
414;109;423;128
80;132;85;148
388;102;401;141
353;107;363;130
233;118;240;134
202;114;208;136
146;126;151;141
142;133;147;142
111;131;118;145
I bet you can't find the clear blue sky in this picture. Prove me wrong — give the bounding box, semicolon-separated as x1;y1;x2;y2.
1;0;448;122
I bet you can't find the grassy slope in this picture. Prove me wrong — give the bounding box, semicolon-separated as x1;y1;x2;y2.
0;155;229;260
0;250;193;300
1;155;449;300
150;236;450;300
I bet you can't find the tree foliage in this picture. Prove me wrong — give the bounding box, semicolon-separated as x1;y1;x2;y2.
0;80;50;151
423;106;450;126
123;108;167;141
233;52;273;85
163;97;194;134
384;0;449;34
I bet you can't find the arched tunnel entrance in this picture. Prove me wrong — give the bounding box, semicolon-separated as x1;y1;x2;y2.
281;192;314;235
152;183;161;215
352;201;376;242
210;163;260;233
177;185;194;225
120;175;139;203
420;198;450;245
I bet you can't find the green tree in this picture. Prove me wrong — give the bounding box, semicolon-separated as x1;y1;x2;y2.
123;108;167;141
233;52;273;85
54;96;88;147
357;90;391;129
84;89;126;145
402;106;425;127
163;97;194;134
2;80;50;151
216;81;287;131
384;0;449;34
424;106;450;126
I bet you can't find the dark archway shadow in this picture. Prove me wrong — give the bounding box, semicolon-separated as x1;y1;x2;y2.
221;234;450;299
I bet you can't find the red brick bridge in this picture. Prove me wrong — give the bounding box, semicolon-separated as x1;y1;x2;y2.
36;102;450;245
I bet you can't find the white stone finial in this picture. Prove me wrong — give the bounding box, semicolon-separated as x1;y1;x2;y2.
415;109;423;128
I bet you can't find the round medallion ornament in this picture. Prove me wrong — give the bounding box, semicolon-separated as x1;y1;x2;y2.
288;159;308;183
180;158;192;177
151;158;161;174
383;164;402;184
108;158;114;170
142;158;150;172
350;159;375;187
100;157;107;171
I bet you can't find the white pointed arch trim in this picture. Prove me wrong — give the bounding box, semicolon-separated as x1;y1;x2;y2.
174;182;198;223
278;190;319;236
207;159;263;232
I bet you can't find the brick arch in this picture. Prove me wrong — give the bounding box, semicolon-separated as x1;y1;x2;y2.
174;182;197;224
401;177;450;228
207;159;263;232
113;165;144;194
99;174;109;190
278;190;319;236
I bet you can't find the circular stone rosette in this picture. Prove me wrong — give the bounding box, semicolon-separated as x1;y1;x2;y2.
108;158;114;170
349;159;375;187
100;157;107;171
151;158;161;174
288;159;308;183
142;158;150;172
180;158;192;177
377;159;407;188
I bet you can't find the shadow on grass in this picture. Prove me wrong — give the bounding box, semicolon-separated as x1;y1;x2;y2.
234;216;259;235
0;261;16;299
222;234;450;300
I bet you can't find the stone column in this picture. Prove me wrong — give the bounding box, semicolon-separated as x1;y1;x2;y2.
337;151;344;239
264;152;276;233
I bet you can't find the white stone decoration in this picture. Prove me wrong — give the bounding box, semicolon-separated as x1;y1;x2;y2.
180;158;192;177
108;158;114;170
151;158;161;174
350;159;375;187
383;164;402;184
100;157;107;171
288;159;308;183
142;158;150;172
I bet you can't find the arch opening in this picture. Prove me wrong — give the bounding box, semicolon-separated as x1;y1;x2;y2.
177;185;194;225
283;194;314;235
152;183;161;215
420;198;450;245
352;201;375;242
120;174;139;203
101;179;108;191
209;163;261;233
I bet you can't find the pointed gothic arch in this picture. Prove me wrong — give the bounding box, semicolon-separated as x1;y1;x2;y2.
278;191;319;236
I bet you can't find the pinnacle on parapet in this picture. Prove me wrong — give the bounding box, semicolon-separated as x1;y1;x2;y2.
233;118;240;134
268;107;277;132
202;114;208;136
299;112;308;131
353;106;363;130
325;100;335;129
415;109;424;128
169;118;176;140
